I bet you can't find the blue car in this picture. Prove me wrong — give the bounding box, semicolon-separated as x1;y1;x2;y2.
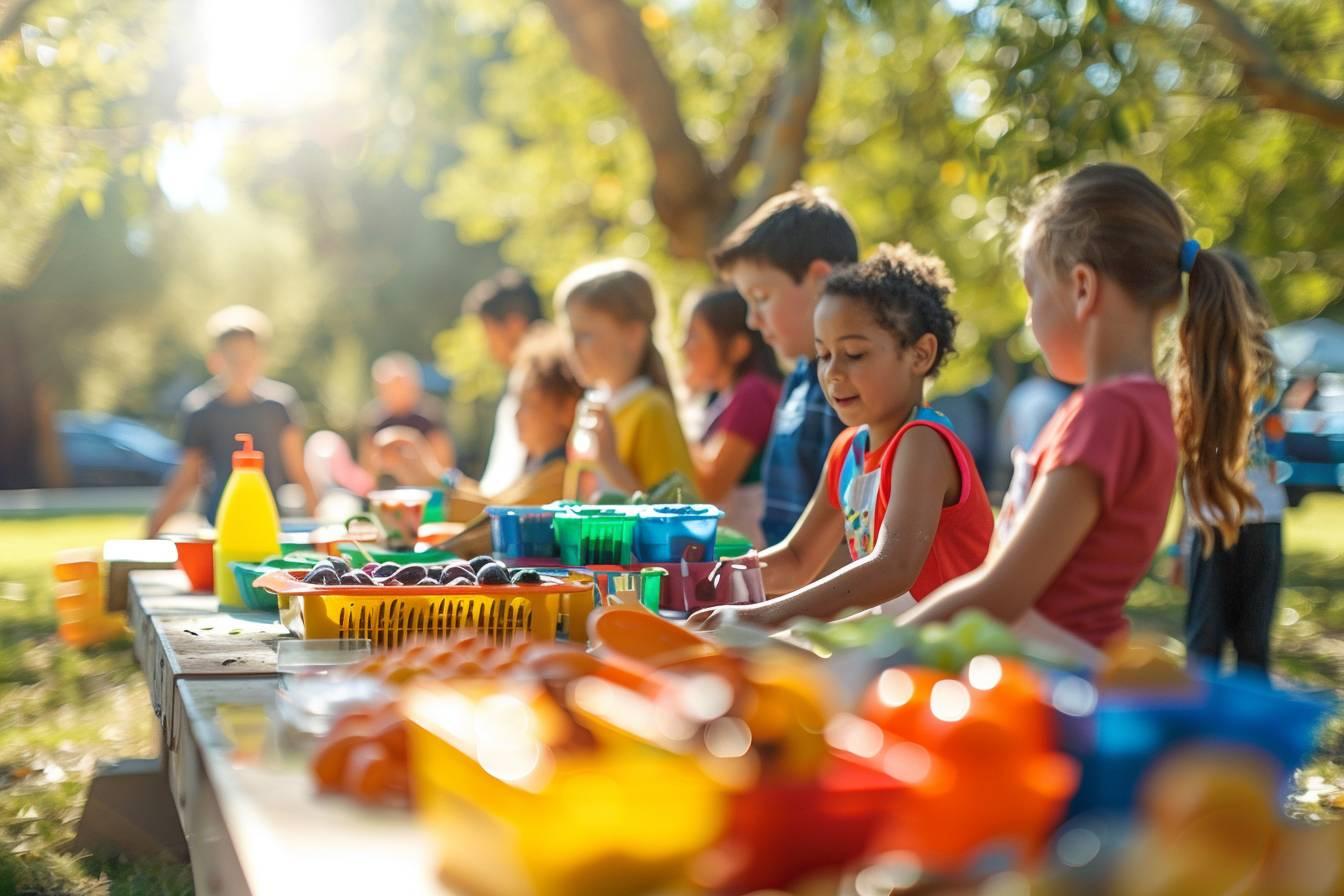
1267;319;1344;505
57;412;181;487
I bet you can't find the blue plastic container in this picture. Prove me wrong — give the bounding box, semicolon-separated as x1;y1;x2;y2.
487;505;561;560
1062;670;1333;818
633;504;724;563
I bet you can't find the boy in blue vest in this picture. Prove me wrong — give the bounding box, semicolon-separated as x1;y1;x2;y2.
711;184;858;545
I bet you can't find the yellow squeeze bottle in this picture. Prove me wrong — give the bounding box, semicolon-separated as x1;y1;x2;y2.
213;433;281;608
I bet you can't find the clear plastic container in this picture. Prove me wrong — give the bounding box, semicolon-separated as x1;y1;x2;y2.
633;504;723;563
275;638;372;677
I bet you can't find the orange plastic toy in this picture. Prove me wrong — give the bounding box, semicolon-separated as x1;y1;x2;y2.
857;658;1077;871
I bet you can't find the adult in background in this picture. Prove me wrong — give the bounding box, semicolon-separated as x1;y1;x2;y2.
147;305;317;535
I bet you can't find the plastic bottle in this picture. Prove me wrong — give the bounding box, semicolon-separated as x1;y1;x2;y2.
213;433;281;608
563;390;608;500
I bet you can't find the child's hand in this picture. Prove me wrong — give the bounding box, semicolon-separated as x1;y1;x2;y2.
688;604;767;631
687;606;730;631
372;426;439;485
588;404;622;472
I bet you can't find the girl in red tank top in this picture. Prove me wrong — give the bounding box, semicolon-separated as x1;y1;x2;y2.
689;244;994;630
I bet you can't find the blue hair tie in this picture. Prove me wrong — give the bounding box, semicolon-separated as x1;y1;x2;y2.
1179;238;1200;274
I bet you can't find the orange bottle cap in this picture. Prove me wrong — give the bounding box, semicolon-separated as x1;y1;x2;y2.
232;433;265;470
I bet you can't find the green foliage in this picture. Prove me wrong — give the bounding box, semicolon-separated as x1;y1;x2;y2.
1;0;1341;473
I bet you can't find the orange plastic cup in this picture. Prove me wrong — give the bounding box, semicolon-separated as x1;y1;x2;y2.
167;534;216;592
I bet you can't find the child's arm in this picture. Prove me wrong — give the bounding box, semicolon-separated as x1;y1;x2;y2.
428;429;457;473
690;431;758;504
280;425;319;515
896;465;1101;628
703;426;958;629
754;476;845;595
146;449;205;536
589;404;643;494
591;400;697;496
688;477;842;629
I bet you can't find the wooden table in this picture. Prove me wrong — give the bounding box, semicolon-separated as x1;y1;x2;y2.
127;570;441;896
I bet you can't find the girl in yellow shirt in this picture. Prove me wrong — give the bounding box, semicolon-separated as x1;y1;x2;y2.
557;259;697;497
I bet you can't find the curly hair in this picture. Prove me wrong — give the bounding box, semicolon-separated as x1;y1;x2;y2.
822;242;959;376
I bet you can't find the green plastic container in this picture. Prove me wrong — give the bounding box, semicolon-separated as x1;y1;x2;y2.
230;562;279;612
715;527;754;559
553;507;640;566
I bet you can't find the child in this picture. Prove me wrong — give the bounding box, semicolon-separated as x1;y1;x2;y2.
359;351;455;489
1179;250;1283;675
898;164;1269;667
465;269;546;495
147;305;317;535
690;244;995;629
556;259;696;497
372;325;582;513
680;286;783;546
712;184;857;545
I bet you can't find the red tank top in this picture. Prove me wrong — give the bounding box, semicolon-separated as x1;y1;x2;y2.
825;418;994;600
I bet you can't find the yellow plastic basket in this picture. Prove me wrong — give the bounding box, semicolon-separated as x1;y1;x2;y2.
403;682;725;896
254;569;594;649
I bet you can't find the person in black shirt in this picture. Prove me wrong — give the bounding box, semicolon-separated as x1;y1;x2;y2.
147;306;317;534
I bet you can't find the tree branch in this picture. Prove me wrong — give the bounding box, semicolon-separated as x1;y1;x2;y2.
727;0;827;231
0;0;42;42
542;0;731;258
716;76;778;186
1183;0;1344;130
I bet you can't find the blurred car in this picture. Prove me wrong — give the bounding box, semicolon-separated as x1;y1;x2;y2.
57;412;181;487
1267;320;1344;505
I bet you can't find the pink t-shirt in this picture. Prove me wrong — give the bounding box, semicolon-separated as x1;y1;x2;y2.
997;377;1177;648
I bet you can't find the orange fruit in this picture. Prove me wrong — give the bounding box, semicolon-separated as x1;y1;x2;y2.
344;741;395;804
371;715;408;761
312;733;366;792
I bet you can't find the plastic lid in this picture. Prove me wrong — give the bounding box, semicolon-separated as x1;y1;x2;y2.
232;433;264;469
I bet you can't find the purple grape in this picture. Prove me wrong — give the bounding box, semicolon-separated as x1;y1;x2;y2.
392;564;428;585
511;569;543;585
476;562;510;586
303;566;341;586
372;562;400;579
362;562;379;575
442;575;474;587
467;555;496;573
439;562;475;585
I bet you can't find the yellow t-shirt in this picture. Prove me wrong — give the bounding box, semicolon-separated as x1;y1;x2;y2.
611;385;696;492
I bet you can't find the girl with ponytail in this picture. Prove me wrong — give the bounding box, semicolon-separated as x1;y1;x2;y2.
898;163;1268;666
556;258;696;496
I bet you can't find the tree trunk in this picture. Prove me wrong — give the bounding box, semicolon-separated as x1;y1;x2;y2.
0;300;64;488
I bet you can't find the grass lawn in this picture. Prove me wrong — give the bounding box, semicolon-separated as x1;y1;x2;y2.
0;499;1341;894
0;515;192;896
